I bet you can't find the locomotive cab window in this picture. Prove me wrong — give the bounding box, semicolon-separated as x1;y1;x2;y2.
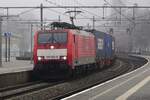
38;33;52;43
53;33;67;43
38;32;67;44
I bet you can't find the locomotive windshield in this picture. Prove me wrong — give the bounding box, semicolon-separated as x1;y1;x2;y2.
38;32;67;44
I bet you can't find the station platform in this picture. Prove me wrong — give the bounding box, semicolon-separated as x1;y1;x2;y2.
0;58;33;74
62;55;150;100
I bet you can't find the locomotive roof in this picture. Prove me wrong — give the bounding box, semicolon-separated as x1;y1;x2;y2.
90;30;115;38
37;29;94;37
71;30;94;37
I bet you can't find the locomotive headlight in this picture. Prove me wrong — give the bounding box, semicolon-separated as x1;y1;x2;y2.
60;56;67;60
38;57;42;60
62;56;67;60
50;46;54;49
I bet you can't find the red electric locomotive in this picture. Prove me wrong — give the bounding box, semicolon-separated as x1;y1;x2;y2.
33;29;96;78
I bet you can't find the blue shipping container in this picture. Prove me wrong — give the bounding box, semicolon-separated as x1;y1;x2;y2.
104;34;112;59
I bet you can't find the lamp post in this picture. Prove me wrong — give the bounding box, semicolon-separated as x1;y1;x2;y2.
30;24;33;64
0;17;2;67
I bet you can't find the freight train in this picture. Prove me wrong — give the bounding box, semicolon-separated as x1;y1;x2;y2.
33;22;115;78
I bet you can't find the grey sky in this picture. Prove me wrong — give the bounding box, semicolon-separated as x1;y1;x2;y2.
0;0;150;26
0;0;149;6
0;0;104;6
1;0;150;53
0;0;149;16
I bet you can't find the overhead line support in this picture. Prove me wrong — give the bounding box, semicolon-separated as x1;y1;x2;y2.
0;6;150;9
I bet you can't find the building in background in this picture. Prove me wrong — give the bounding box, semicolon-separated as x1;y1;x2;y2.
1;18;33;59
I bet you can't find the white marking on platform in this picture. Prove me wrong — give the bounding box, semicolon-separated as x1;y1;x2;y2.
90;67;150;100
116;76;150;100
62;56;149;100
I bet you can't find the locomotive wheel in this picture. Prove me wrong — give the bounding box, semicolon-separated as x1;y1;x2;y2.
65;67;75;79
75;67;79;75
83;65;87;74
32;64;43;80
95;63;99;69
100;60;105;69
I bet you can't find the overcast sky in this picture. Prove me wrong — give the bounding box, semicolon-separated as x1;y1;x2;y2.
0;0;150;26
0;0;149;17
0;0;149;6
0;0;105;7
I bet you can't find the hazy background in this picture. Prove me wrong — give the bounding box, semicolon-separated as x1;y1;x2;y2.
0;0;150;58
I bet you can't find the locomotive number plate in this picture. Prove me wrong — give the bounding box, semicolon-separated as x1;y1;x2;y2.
45;56;59;59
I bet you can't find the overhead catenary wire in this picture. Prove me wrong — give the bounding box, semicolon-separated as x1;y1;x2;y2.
2;6;150;9
1;4;150;21
45;0;89;19
104;0;135;24
73;0;102;18
45;0;71;12
45;0;90;23
95;8;150;29
2;2;149;28
45;0;75;22
17;8;37;16
73;0;134;29
16;2;150;24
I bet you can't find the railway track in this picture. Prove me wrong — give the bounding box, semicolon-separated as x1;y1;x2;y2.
51;59;132;100
0;56;147;100
0;81;64;100
52;56;147;100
